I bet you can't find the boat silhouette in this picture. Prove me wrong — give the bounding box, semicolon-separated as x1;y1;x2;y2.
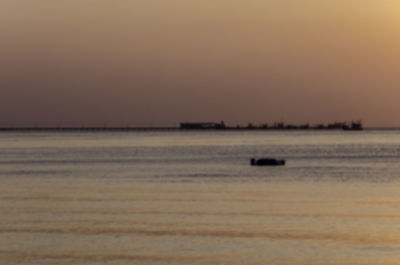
250;158;285;166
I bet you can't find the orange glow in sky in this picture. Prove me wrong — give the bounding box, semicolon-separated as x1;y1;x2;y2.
1;1;400;127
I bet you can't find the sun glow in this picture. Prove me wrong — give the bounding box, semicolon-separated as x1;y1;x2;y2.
1;0;400;127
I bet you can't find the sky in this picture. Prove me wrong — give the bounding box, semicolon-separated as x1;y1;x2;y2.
1;1;400;127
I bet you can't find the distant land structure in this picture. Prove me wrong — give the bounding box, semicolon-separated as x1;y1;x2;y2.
179;120;363;131
0;120;363;131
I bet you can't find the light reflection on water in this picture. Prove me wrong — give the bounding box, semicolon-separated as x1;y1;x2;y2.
1;130;400;264
1;130;400;182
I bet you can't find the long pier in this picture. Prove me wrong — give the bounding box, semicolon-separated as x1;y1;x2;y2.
0;127;180;132
0;120;364;132
0;126;364;132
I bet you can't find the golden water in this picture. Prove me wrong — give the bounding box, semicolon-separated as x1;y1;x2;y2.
2;177;400;265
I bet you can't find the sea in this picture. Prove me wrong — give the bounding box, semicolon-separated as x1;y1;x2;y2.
1;130;400;265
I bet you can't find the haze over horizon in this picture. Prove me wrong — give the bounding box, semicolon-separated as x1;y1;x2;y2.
1;1;400;127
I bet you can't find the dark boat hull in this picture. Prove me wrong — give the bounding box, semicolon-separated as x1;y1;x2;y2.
251;158;285;166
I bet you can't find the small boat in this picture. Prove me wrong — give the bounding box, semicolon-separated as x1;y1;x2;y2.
250;158;285;166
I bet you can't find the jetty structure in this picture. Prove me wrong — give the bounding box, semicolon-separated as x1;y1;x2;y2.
0;120;363;132
180;121;226;130
179;120;363;131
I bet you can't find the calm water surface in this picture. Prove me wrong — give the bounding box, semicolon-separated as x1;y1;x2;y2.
1;130;400;264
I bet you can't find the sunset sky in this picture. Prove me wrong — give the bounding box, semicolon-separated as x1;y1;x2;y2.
1;1;400;127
